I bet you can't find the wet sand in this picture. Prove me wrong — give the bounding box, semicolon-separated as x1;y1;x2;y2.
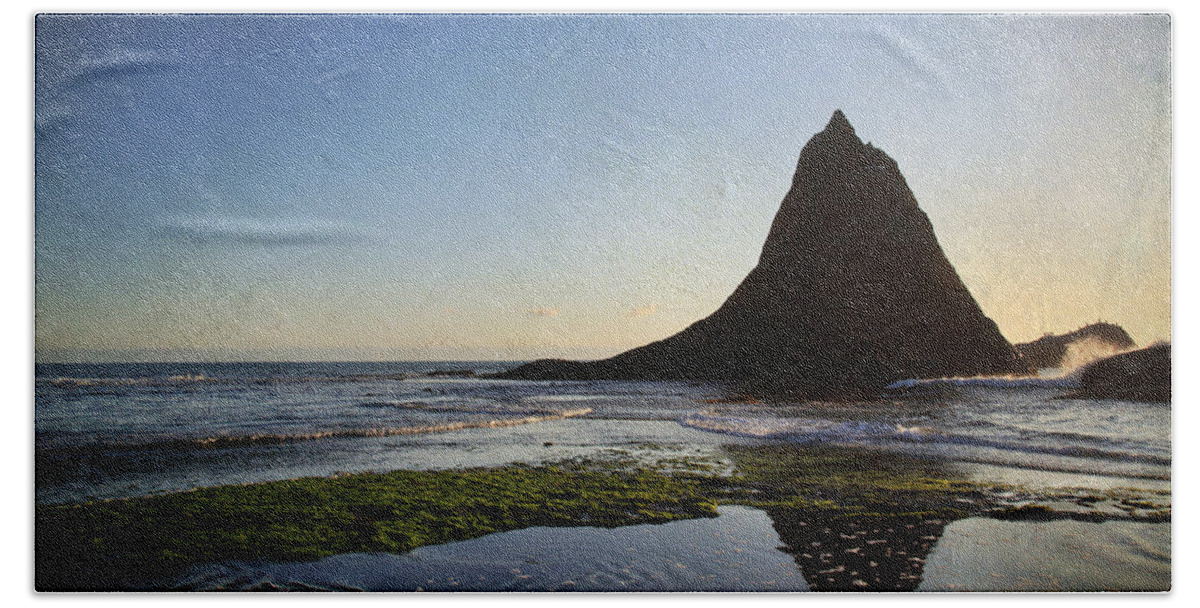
175;506;809;592
920;518;1170;591
172;505;1169;592
37;423;1171;592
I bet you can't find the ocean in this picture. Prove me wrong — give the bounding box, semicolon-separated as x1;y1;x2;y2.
34;361;1171;591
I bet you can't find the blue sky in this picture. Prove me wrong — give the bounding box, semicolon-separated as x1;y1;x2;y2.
34;13;1171;362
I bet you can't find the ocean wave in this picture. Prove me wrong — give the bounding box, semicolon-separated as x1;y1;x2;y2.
41;375;215;388
37;373;429;389
924;431;1171;467
884;376;1080;391
680;412;927;443
357;400;575;416
679;411;1169;466
38;408;593;456
36;369;522;389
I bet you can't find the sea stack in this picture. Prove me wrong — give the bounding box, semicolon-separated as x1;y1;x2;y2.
501;111;1025;397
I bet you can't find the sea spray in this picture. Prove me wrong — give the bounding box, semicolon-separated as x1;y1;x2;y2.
1059;336;1134;373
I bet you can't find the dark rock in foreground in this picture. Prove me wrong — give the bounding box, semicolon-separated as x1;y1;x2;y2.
1066;343;1171;402
1014;322;1135;370
499;111;1024;398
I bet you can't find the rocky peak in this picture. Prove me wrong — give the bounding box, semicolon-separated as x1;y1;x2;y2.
792;110;866;179
498;112;1025;398
769;111;917;266
823;109;859;141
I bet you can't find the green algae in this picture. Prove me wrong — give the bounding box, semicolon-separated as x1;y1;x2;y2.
719;444;992;519
35;463;717;590
35;443;1171;591
733;445;1169;524
714;444;1171;591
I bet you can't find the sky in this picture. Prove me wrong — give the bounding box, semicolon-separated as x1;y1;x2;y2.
33;12;1172;362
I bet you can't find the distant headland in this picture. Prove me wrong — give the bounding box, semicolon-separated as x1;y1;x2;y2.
1014;322;1136;371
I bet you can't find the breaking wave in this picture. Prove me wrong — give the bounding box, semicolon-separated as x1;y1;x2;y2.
41;375;217;388
1060;336;1134;372
357;400;574;416
38;373;428;388
41;408;593;455
884;376;1079;391
679;410;1170;467
681;411;927;443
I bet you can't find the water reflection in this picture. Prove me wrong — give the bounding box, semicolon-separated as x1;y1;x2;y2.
722;444;973;591
766;507;954;591
169;505;809;592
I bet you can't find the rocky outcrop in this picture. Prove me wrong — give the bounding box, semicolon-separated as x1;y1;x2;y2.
1015;323;1135;370
1066;343;1170;402
500;111;1025;398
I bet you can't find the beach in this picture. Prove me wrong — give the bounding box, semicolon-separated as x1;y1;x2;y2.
34;362;1170;592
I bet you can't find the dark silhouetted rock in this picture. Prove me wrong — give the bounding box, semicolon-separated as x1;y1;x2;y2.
1066;343;1170;402
499;111;1025;398
424;369;477;378
1014;322;1135;370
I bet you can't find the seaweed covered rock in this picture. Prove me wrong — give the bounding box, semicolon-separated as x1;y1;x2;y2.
500;111;1024;398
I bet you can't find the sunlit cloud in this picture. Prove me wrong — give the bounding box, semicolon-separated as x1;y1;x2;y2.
627;304;657;318
529;307;560;317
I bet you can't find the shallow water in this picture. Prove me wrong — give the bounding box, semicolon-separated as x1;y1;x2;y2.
172;508;1170;592
35;362;1171;591
174;505;810;592
919;518;1170;591
36;362;1170;504
36;418;751;505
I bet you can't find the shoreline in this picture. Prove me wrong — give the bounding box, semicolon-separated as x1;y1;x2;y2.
35;442;1170;592
36;410;1169;507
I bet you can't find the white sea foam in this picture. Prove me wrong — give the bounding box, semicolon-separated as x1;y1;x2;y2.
36;362;1170;506
884;376;1079;390
679;409;1169;470
1060;336;1134;372
357;400;581;416
46;408;596;455
679;411;928;443
190;408;596;445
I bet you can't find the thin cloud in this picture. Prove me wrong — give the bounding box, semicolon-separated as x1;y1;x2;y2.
83;50;176;78
529;307;560;317
50;49;182;93
158;216;363;247
628;304;657;318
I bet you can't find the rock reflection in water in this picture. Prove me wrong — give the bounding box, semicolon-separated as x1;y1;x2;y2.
722;444;975;591
766;508;954;591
